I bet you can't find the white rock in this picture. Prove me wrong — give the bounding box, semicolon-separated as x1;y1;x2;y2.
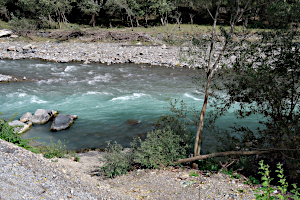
0;29;12;37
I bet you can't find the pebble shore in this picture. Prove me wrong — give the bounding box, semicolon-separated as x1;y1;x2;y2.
0;40;183;67
0;138;135;200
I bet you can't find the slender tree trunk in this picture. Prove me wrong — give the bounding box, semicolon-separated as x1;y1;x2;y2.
189;13;195;25
129;15;134;31
89;14;96;27
193;3;219;160
192;0;251;169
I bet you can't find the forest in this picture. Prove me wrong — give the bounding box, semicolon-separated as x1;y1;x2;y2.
0;0;299;29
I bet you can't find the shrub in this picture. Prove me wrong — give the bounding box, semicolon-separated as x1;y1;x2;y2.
9;15;37;34
101;141;134;178
38;140;70;159
133;126;188;169
0;118;30;148
255;160;300;200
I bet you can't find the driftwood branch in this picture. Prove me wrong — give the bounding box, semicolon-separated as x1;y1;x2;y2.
175;150;273;164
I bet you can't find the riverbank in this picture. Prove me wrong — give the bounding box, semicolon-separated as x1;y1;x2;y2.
0;39;183;67
0;138;256;199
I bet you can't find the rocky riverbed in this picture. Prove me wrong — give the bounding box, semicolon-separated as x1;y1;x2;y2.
0;39;183;66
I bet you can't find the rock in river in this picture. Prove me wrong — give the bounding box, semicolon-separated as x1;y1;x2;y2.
8;120;32;134
50;114;78;131
20;112;32;123
31;109;58;124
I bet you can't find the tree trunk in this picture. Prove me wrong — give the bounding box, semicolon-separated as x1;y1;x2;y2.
176;150;273;164
89;14;96;27
193;3;219;160
129;15;134;31
189;13;195;25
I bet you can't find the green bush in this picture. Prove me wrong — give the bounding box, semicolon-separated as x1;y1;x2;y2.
9;15;37;33
101;126;190;177
0;119;30;148
255;160;300;200
38;140;70;159
134;126;188;169
101;141;134;178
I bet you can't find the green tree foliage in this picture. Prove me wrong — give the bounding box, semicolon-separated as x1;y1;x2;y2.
213;28;300;180
78;0;105;27
261;0;300;28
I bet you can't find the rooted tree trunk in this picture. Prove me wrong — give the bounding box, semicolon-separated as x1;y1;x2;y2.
192;0;251;169
89;14;96;27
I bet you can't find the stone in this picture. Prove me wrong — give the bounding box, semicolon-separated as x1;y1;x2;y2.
31;109;58;124
20;112;32;123
126;119;140;125
0;29;12;37
22;44;32;51
10;34;19;38
161;44;167;49
50;114;78;131
181;47;190;52
8;120;32;134
7;46;16;51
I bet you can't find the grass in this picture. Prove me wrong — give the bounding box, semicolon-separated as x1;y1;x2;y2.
0;117;74;159
1;18;270;44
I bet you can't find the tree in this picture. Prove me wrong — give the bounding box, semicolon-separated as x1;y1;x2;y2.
187;0;251;168
0;0;10;23
214;29;300;179
150;0;175;26
51;0;72;28
78;0;107;27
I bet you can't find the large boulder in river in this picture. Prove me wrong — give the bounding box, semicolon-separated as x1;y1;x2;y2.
31;109;58;124
20;112;32;123
50;114;78;131
8;120;32;134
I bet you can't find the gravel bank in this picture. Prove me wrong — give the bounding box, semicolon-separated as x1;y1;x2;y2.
0;138;256;199
0;40;183;67
0;138;134;200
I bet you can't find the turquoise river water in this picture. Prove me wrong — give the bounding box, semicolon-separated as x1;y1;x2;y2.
0;59;259;150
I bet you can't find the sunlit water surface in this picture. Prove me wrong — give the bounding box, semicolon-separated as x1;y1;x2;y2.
0;59;259;150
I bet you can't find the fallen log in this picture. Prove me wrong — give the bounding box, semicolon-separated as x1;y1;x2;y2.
175;150;273;164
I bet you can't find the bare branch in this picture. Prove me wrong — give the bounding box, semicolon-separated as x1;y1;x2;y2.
176;150;273;164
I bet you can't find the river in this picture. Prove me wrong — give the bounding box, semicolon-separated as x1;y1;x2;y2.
0;59;259;150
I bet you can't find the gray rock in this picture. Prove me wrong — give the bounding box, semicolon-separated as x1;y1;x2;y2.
20;112;32;123
7;46;16;51
181;47;190;52
0;29;12;37
31;109;58;124
22;44;32;51
8;120;32;133
50;114;78;131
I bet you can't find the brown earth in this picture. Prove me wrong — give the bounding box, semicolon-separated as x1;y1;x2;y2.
56;151;257;200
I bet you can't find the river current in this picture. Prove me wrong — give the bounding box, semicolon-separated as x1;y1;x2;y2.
0;59;259;150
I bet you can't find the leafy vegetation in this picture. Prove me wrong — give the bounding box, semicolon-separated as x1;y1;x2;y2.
101;141;134;178
133;126;188;169
101;125;191;177
255;160;300;200
38;140;74;159
0;118;31;148
0;117;73;159
0;0;299;30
